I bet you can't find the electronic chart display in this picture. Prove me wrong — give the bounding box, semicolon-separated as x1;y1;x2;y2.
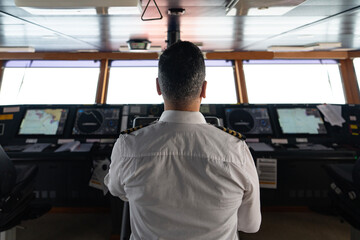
72;108;120;135
277;108;327;134
19;109;68;135
225;108;273;134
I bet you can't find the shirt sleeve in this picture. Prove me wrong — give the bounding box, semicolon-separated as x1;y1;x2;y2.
104;137;128;202
237;142;261;233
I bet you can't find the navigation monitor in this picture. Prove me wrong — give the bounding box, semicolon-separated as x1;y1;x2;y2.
277;108;327;134
225;108;273;134
19;109;68;135
73;108;120;135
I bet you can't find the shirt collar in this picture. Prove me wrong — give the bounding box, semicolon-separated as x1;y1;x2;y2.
159;110;207;124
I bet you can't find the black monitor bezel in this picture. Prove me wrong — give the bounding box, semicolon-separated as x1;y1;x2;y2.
223;105;275;137
71;106;122;137
274;104;330;137
17;107;69;137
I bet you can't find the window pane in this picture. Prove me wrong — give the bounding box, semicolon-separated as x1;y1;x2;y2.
243;60;345;104
0;60;100;105
202;60;237;104
107;60;161;104
354;58;360;91
107;60;237;104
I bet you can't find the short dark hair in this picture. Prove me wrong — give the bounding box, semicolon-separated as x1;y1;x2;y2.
158;41;205;104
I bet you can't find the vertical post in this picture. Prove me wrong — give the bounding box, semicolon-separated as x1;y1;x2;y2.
0;60;4;93
339;59;360;104
234;60;249;103
96;59;110;104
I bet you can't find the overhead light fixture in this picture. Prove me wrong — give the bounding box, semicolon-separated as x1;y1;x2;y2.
267;45;315;52
268;42;343;52
213;49;235;52
248;6;297;16
108;6;141;15
15;0;141;15
332;48;355;51
313;42;342;50
76;49;99;53
297;35;315;40
21;7;96;15
225;0;305;16
41;35;59;39
0;46;35;52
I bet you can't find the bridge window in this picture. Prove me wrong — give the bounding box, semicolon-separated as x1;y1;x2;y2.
106;60;161;104
106;60;237;104
243;60;345;104
202;60;237;104
354;58;360;91
0;60;100;105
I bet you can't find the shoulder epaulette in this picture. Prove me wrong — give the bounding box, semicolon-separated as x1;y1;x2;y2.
214;125;246;140
120;124;148;135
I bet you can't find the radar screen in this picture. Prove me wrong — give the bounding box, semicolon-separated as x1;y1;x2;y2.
72;108;120;135
277;108;327;134
225;108;272;134
19;109;68;135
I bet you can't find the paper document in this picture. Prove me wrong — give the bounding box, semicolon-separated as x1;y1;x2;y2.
317;104;345;127
89;158;110;195
55;141;81;152
296;143;333;151
23;143;51;152
73;143;93;152
4;145;29;151
257;158;277;189
247;142;274;152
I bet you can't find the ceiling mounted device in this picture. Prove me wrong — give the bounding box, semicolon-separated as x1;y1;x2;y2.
14;0;142;15
126;39;151;50
226;0;306;16
166;8;185;48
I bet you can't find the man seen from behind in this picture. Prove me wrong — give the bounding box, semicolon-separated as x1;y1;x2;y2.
105;41;261;240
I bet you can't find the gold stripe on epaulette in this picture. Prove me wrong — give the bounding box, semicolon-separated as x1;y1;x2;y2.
214;125;246;140
120;125;144;135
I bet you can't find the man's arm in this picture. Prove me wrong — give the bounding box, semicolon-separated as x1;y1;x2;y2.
104;138;128;201
237;143;261;233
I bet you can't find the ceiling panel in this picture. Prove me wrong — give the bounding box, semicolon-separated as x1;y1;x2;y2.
0;0;359;52
286;6;360;16
301;0;360;6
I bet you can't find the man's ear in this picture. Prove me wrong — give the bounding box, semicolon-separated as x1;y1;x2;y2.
200;81;207;99
156;78;162;96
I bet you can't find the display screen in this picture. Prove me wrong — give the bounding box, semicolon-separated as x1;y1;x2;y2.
225;108;273;134
19;109;68;135
277;108;327;134
72;108;120;135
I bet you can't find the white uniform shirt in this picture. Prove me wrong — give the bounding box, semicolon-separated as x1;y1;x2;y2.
105;110;261;240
